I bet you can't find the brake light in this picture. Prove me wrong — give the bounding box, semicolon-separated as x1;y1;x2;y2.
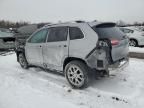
111;39;119;46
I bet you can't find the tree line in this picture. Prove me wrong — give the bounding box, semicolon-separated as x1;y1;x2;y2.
0;20;144;29
117;20;144;27
0;20;29;29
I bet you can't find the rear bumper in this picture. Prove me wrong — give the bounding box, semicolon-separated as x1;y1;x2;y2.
86;48;129;71
86;50;129;71
108;57;129;71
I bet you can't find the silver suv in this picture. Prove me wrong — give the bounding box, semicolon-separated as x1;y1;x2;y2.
16;21;129;89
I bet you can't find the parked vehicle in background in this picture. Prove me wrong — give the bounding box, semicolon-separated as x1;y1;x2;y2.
135;26;144;32
140;26;144;32
14;24;46;49
0;28;15;50
120;27;144;47
16;21;129;89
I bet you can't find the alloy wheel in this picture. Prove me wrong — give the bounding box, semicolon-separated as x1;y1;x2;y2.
67;65;85;87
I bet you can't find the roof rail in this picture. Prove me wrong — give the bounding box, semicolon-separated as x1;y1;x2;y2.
44;20;86;27
75;20;85;23
44;23;55;27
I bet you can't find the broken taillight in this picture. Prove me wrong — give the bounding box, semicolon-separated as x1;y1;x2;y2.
110;39;119;46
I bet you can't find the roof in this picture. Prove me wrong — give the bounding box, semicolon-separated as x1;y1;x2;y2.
44;21;116;28
17;24;38;34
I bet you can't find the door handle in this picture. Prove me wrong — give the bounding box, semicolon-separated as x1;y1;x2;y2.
39;45;42;48
58;45;67;47
64;45;67;47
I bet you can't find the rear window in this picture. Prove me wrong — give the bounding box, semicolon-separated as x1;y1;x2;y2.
69;27;84;40
92;24;125;40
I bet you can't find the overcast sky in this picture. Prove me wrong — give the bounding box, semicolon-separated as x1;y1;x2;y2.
0;0;144;23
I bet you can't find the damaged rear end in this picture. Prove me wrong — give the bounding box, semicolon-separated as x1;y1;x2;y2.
86;22;129;71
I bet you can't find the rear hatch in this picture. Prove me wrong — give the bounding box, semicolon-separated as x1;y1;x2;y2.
91;23;129;62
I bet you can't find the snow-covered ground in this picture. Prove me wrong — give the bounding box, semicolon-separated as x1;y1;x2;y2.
129;46;144;53
0;54;144;108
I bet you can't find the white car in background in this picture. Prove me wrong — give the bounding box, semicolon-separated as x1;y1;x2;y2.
120;27;144;47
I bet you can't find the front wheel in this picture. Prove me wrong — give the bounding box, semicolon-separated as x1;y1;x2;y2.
18;53;29;69
65;60;89;89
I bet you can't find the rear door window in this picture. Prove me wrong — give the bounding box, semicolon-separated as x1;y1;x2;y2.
69;27;84;40
92;24;125;40
47;27;68;42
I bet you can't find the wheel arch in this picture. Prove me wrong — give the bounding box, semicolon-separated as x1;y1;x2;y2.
63;57;87;71
15;48;25;62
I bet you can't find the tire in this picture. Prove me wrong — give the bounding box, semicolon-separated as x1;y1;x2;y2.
99;70;109;77
18;53;29;69
64;60;89;89
129;39;138;47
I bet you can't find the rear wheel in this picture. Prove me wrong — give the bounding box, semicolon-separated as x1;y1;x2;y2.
129;39;138;47
18;53;29;69
65;60;89;89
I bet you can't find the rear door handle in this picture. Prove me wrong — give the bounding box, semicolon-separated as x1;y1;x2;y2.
58;45;67;47
64;45;67;47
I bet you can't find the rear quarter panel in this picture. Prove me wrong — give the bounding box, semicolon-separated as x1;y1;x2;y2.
69;24;98;59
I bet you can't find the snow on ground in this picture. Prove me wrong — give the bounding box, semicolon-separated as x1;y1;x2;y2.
129;46;144;53
0;54;144;108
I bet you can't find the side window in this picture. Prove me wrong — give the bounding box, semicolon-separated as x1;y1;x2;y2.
123;29;133;33
28;29;48;43
69;27;84;40
120;28;124;32
47;27;68;42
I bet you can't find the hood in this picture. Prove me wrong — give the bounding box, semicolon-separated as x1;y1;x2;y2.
0;31;14;38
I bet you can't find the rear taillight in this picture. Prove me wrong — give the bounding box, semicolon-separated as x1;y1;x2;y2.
110;39;119;46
